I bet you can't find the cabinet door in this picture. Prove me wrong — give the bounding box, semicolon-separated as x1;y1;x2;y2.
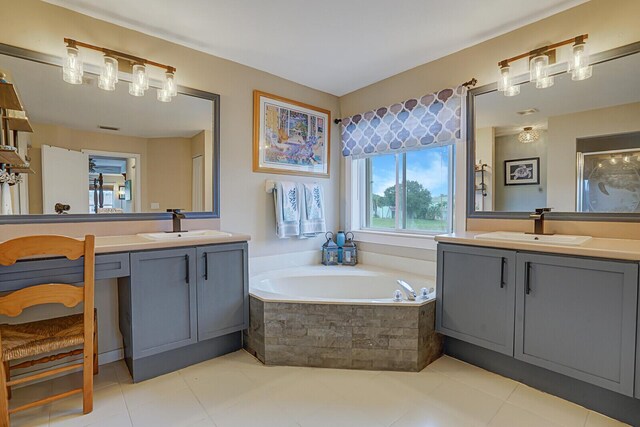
196;243;248;341
436;244;516;355
130;248;197;358
515;253;637;396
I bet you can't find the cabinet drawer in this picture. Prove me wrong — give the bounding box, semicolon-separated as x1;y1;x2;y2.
0;252;129;291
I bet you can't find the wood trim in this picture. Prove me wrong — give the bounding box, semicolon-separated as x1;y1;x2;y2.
8;362;82;387
0;283;84;317
0;235;84;265
252;90;331;178
9;388;82;414
83;235;95;413
10;349;83;370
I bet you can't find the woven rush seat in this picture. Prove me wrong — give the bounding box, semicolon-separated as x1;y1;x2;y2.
0;313;84;362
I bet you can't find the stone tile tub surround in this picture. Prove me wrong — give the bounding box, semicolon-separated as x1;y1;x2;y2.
245;265;442;371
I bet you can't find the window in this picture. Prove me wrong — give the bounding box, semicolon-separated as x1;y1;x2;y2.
364;145;454;234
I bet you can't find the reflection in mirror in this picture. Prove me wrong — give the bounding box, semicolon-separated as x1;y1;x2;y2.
0;51;215;216
473;50;640;214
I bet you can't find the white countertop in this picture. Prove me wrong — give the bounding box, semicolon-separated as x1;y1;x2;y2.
435;232;640;261
94;232;251;253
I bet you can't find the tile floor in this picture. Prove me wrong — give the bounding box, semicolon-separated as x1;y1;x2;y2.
8;350;629;427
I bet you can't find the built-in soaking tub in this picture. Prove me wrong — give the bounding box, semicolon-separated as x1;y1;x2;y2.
244;265;443;372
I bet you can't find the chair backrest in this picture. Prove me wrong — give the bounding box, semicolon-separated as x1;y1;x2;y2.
0;235;95;317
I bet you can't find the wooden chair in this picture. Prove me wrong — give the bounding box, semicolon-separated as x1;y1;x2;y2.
0;235;96;426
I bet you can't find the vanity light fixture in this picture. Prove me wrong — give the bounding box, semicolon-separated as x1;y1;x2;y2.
518;127;539;144
496;34;591;96
62;38;177;102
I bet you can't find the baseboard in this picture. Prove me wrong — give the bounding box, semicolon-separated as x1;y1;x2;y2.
98;348;124;365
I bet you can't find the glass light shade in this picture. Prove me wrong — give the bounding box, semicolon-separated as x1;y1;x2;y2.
497;65;511;92
157;88;172;102
63;46;83;85
497;65;520;97
163;72;177;97
535;76;554;89
132;64;149;89
128;82;145;97
98;56;119;91
569;42;592;81
518;127;539;143
529;54;550;84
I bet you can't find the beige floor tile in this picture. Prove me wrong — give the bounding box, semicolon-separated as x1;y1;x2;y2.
297;401;386;427
49;384;128;427
50;364;119;394
508;384;589;427
265;372;342;422
186;418;217;427
585;411;631;427
120;371;189;409
209;393;298;427
390;400;480;427
8;405;50;427
128;387;209;427
427;377;503;425
379;369;448;397
184;366;258;416
85;411;133;427
427;356;518;400
489;402;563;427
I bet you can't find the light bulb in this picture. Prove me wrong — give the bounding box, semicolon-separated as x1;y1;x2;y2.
157;89;172;103
129;64;148;96
162;71;177;97
63;46;83;85
98;56;118;91
569;42;592;81
504;85;520;97
535;76;554;89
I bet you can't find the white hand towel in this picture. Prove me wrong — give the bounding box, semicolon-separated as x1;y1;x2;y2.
274;181;300;238
300;183;326;237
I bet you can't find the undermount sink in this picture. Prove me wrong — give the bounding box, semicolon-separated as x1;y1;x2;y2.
474;231;592;246
138;230;232;241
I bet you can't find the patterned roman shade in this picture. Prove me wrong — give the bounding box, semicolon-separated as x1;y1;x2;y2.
340;86;465;158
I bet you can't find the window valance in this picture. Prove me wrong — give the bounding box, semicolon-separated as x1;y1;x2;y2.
340;86;465;158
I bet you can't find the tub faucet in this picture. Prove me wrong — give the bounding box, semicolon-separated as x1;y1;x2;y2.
396;280;417;301
168;209;186;233
528;207;552;235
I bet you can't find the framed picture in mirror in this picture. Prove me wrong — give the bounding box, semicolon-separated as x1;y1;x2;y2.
505;157;540;185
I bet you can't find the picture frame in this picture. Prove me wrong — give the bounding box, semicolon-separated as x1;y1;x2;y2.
504;157;540;185
253;90;330;178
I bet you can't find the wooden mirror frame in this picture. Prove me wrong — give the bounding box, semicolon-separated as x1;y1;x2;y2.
466;41;640;222
0;43;220;224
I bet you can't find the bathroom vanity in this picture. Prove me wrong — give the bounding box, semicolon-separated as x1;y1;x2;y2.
435;233;640;422
0;234;249;382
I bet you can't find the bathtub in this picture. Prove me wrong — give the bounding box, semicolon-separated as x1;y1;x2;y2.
245;265;443;372
250;265;436;305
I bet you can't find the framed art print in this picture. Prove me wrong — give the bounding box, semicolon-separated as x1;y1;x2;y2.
253;90;330;177
505;157;540;185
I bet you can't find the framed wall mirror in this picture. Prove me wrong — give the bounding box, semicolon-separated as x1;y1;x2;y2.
0;43;220;223
467;41;640;221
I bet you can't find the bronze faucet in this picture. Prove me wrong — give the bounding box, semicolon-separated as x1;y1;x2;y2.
528;208;552;235
167;209;186;233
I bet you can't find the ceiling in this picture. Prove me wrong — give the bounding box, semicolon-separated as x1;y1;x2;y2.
475;52;640;136
43;0;587;96
1;53;212;138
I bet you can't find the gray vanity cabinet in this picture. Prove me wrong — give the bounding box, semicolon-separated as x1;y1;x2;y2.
514;252;638;396
436;244;516;356
196;243;249;341
125;248;198;359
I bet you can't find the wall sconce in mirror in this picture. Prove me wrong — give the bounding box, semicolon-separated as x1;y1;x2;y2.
62;38;178;102
497;34;591;97
118;186;126;200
